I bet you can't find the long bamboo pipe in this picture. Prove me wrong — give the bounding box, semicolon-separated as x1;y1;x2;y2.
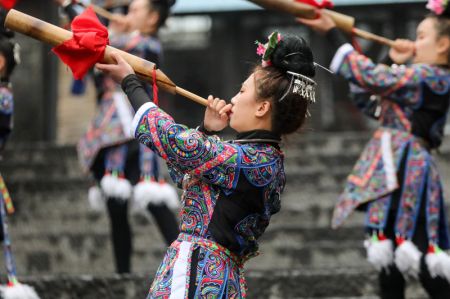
102;0;131;9
247;0;395;48
5;9;208;106
90;4;119;21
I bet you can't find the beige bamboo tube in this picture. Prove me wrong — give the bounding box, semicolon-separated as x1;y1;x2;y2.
103;0;131;9
352;27;395;47
5;9;209;106
247;0;395;47
90;4;119;22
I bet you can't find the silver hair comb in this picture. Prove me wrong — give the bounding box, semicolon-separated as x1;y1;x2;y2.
278;71;317;104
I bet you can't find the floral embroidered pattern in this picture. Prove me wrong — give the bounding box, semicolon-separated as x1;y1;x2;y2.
394;142;428;239
339;52;449;107
0;87;13;115
365;193;392;230
134;104;285;298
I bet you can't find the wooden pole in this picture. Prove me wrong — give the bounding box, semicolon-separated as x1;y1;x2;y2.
5;9;208;106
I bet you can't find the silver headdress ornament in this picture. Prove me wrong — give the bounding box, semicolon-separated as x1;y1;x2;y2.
279;71;317;104
278;52;331;104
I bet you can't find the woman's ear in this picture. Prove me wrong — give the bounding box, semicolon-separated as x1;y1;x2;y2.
255;100;271;118
145;10;160;32
437;36;450;61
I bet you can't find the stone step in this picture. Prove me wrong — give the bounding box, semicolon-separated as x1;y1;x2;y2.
249;240;366;270
7;185;449;229
10;268;427;299
1;225;437;275
3;223;370;275
6;190;365;229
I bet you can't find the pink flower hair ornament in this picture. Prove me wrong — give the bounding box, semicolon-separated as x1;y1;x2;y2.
426;0;449;15
255;31;282;67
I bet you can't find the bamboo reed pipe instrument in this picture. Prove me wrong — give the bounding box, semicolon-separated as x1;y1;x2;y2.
5;9;208;106
247;0;395;47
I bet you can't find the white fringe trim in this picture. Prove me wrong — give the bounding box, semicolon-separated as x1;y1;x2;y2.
87;185;105;212
158;182;180;210
426;251;450;282
131;180;160;215
394;240;422;279
0;284;40;299
132;181;180;214
364;238;394;271
443;253;450;282
100;174;132;199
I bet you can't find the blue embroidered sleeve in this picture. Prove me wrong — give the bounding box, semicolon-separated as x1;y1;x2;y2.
0;88;13;115
131;102;239;189
329;43;449;107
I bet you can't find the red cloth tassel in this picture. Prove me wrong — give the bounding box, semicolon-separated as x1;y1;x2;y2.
52;7;109;80
396;235;405;245
378;232;387;241
0;0;17;10
295;0;334;9
152;67;159;106
350;29;363;54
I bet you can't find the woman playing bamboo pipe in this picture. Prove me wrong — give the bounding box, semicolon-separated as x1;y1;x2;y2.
96;32;317;298
55;0;180;274
298;1;450;299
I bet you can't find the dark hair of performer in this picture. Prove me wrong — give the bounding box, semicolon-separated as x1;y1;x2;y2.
251;36;314;135
117;0;173;35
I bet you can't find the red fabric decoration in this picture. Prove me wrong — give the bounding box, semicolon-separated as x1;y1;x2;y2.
350;29;363;54
295;0;334;9
52;7;109;80
152;68;159;106
396;235;405;245
0;0;17;10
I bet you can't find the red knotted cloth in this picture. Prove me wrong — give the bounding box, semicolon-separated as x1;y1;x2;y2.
295;0;334;9
53;7;109;80
0;0;17;10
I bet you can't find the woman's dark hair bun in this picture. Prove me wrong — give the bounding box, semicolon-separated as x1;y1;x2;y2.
271;35;315;78
444;5;450;18
152;0;176;8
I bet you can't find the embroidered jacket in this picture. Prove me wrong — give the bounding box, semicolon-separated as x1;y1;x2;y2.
129;95;285;297
330;42;450;249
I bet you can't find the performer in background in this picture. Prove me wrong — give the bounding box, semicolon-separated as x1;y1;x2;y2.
95;31;318;298
55;0;179;274
298;1;450;298
0;8;40;299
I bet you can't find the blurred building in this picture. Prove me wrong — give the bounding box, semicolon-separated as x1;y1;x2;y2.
9;0;429;142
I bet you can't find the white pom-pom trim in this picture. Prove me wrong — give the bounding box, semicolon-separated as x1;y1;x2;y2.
100;174;132;199
158;182;180;209
394;240;422;279
87;185;105;212
426;250;450;283
132;180;180;213
0;283;41;299
364;238;394;271
443;253;450;282
131;180;160;215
